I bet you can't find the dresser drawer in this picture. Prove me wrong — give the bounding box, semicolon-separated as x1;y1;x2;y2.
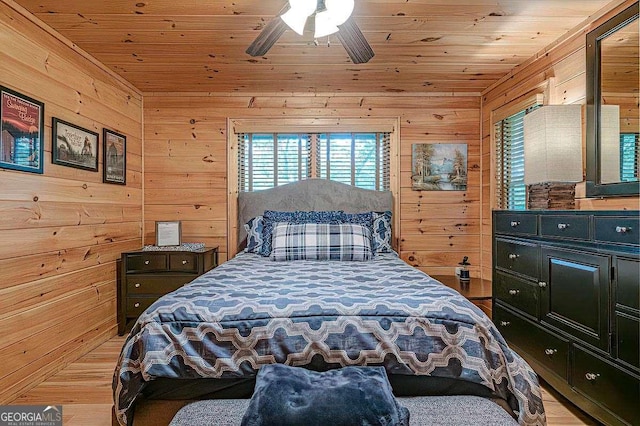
594;216;640;245
495;238;539;280
616;257;639;311
126;296;158;317
494;272;539;318
494;213;537;236
540;215;590;240
125;253;168;272
169;253;199;272
616;313;639;369
572;345;640;426
126;275;192;295
494;304;569;380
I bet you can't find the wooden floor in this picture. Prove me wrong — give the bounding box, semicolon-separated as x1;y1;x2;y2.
12;335;598;426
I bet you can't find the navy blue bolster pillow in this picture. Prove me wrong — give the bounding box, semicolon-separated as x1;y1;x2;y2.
241;364;410;426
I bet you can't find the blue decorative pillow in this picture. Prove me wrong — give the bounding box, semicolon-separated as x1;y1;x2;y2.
243;216;264;253
270;222;372;261
371;211;393;254
260;210;344;256
342;211;373;228
241;364;410;426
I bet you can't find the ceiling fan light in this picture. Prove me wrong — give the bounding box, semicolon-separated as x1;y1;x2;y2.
314;11;339;38
281;0;316;35
325;0;354;26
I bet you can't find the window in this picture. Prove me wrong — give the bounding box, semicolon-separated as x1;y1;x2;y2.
620;133;639;182
238;132;390;192
494;104;540;210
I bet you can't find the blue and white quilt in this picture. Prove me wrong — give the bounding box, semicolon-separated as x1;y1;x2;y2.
113;253;546;426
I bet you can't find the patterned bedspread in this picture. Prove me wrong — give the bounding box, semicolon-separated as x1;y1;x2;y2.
113;253;546;425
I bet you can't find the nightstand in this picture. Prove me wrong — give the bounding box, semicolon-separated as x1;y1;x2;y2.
118;246;218;335
431;275;492;317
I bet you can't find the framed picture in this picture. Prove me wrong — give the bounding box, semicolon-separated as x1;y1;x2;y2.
156;221;182;247
0;86;45;174
52;118;99;171
103;128;126;185
412;143;468;191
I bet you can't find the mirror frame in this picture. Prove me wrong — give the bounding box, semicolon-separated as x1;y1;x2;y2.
585;2;639;197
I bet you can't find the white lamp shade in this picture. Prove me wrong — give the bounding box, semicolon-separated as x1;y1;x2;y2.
599;104;621;184
281;0;316;35
523;105;583;185
314;0;355;38
314;11;339;38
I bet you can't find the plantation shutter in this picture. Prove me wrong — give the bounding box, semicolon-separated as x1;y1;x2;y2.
495;104;540;210
316;132;390;190
620;133;639;182
237;133;311;192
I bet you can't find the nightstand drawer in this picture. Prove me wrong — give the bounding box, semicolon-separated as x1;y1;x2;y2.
494;272;538;318
495;238;539;280
169;253;198;272
572;345;640;425
126;253;168;272
495;305;569;380
127;275;192;295
126;297;158;317
540;215;590;240
594;216;640;245
494;213;537;236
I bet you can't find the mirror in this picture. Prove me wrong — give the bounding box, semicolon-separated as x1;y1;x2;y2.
586;3;639;197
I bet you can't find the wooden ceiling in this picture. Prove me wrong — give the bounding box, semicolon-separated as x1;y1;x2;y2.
14;0;618;93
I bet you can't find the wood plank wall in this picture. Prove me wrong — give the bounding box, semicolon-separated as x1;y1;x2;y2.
143;93;482;276
479;0;639;280
0;0;143;403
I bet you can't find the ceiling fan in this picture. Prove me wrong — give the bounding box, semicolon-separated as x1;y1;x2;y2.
246;0;375;64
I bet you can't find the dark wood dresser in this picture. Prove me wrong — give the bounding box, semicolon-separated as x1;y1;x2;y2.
492;210;639;426
118;247;218;335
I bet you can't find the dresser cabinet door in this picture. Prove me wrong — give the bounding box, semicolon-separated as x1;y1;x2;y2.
540;247;610;351
572;345;640;426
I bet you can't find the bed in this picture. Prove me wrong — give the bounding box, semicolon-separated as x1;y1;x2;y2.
112;179;546;426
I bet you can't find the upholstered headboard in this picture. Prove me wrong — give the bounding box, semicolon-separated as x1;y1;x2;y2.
237;179;393;246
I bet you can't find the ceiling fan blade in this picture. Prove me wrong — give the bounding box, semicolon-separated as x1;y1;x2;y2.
336;17;374;64
246;16;288;57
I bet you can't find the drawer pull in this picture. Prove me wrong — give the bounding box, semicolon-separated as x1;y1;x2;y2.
134;283;141;288
182;259;189;265
510;221;520;227
508;289;519;296
544;348;557;356
508;253;519;260
615;226;631;234
499;321;510;327
134;302;140;308
585;372;600;381
557;223;569;230
538;281;547;288
144;260;150;265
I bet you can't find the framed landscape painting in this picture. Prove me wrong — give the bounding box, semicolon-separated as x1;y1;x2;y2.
0;86;44;174
52;117;99;171
412;143;467;191
103;128;126;185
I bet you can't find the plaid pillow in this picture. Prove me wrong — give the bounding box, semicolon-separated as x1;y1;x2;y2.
260;210;344;256
243;216;264;253
270;223;373;261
